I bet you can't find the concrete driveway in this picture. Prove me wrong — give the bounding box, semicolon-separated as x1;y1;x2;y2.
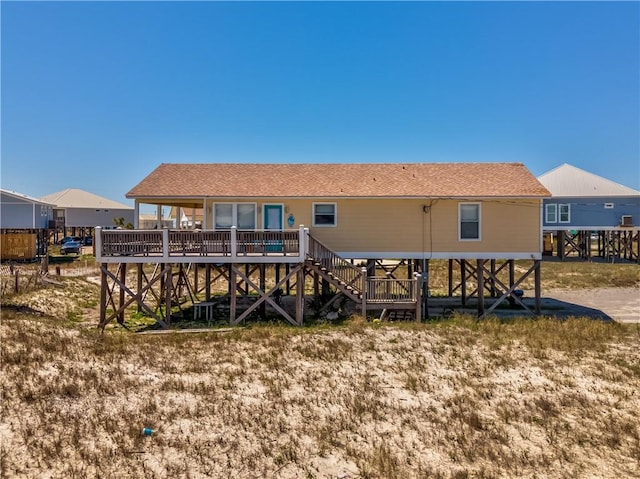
541;287;640;323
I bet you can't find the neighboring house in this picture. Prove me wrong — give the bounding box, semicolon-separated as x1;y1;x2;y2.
138;213;175;229
0;188;54;260
164;206;203;228
127;162;550;260
40;188;135;239
538;164;640;260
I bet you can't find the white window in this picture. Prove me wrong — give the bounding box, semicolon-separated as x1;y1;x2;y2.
559;204;570;223
214;203;256;230
545;204;557;223
237;204;256;229
459;203;481;241
313;203;337;227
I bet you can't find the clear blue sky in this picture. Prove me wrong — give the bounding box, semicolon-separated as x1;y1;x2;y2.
2;1;639;209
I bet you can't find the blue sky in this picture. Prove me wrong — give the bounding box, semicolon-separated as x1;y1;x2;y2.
2;1;639;209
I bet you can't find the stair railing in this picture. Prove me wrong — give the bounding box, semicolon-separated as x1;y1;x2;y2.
306;234;364;293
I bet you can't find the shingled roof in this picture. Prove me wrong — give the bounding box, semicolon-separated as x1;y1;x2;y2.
126;162;550;199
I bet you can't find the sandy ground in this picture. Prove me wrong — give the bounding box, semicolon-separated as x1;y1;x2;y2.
542;287;640;323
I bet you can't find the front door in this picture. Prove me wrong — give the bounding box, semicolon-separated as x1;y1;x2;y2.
263;204;283;230
263;204;284;252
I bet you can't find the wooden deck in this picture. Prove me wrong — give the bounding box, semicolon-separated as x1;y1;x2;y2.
96;226;424;328
95;226;307;264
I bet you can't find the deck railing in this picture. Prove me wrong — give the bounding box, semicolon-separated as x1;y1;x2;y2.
366;278;418;303
95;226;305;263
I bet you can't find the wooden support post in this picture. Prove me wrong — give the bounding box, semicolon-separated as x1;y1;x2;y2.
118;263;126;325
137;264;143;312
296;265;304;325
414;272;421;322
461;259;467;307
286;263;291;295
13;270;19;294
41;253;49;275
477;259;485;317
448;259;453;297
194;263;199;297
361;267;368;319
535;259;541;315
366;259;376;277
159;264;165;304
509;260;515;288
275;264;281;291
99;264;107;329
490;260;496;297
205;264;211;300
165;265;172;327
557;230;565;260
422;259;429;321
259;264;266;319
229;264;237;323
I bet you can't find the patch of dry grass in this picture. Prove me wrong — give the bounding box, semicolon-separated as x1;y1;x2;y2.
1;263;639;477
1;306;639;478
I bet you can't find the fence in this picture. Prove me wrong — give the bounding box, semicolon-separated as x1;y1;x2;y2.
0;259;100;296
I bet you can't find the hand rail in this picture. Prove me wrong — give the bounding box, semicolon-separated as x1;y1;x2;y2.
306;234;364;293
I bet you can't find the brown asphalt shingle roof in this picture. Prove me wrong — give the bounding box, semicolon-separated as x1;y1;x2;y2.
126;163;550;199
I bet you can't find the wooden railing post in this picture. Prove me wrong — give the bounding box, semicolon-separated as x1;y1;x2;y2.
299;225;307;259
414;272;422;322
162;227;170;259
94;226;102;261
230;226;237;257
361;266;367;318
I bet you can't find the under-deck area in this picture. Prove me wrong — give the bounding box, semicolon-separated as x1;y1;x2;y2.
95;228;542;330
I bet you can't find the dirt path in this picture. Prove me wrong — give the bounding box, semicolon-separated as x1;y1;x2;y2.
542;287;640;323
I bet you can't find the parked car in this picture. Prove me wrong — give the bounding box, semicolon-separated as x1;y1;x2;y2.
60;240;81;255
83;236;93;246
60;236;81;245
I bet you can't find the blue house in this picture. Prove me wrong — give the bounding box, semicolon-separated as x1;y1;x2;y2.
537;164;640;261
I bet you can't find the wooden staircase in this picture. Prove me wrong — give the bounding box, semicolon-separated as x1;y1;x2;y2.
305;234;422;319
305;235;364;302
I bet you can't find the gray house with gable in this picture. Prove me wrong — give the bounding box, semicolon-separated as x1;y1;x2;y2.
40;188;135;242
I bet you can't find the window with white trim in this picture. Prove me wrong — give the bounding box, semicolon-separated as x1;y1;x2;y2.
545;204;557;223
214;203;256;230
559;204;570;223
459;203;480;240
313;203;337;227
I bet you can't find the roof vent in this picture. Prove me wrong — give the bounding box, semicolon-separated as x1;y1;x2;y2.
621;215;633;227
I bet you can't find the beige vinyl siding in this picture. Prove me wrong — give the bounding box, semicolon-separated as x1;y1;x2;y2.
203;197;542;255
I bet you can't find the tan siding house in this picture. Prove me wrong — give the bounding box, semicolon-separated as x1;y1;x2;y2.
126;162;550;260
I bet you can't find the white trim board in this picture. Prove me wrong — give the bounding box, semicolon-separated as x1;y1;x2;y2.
337;252;542;260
